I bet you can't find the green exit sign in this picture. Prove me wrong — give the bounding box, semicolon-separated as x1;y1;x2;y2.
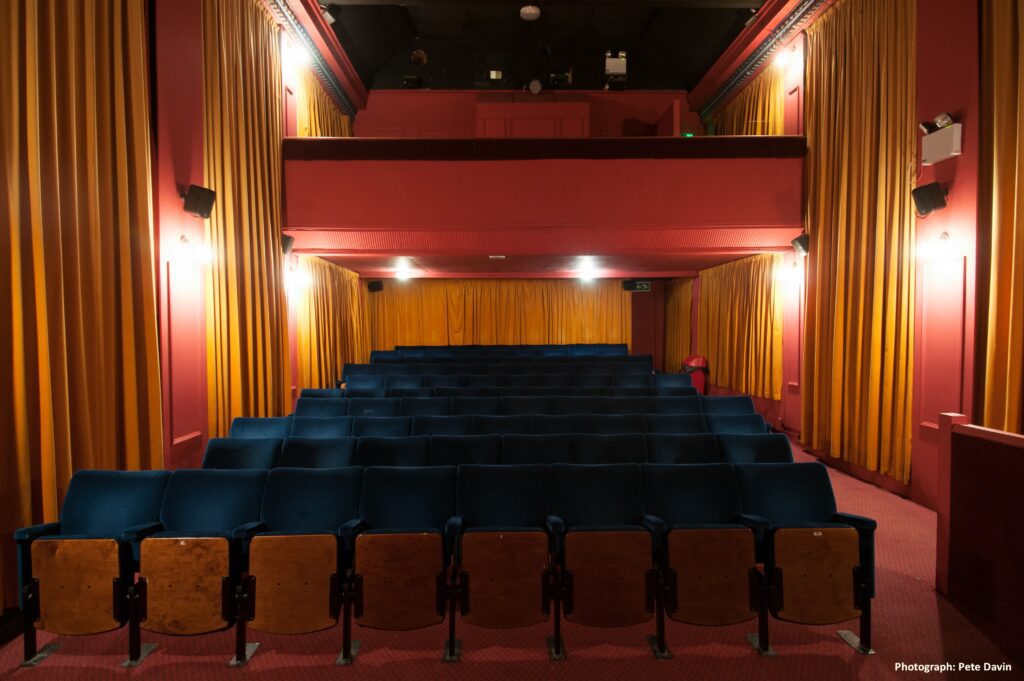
624;280;652;292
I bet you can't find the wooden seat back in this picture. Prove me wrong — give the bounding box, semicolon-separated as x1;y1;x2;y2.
668;528;757;625
772;527;860;624
249;534;338;634
140;537;230;635
461;531;549;628
355;532;444;630
32;539;122;635
564;530;652;627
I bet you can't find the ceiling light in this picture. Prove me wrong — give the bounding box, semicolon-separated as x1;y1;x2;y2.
520;5;541;21
576;256;600;282
773;48;793;69
489;255;506;260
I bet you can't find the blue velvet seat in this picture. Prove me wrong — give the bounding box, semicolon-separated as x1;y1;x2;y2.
412;415;470;436
138;470;267;647
706;414;768;434
530;414;577;434
399;397;451;416
553;396;606;415
701;395;756;415
650;396;702;413
279;437;356;468
652;374;693;389
455;465;552;630
300;388;345;399
642;463;758;638
646;414;708;435
201;438;282;470
295;397;350;418
386;375;424;391
548;464;653;629
577;414;647;434
733;463;877;651
575;434;647;464
614;373;653;389
390;387;433;398
501;434;575;464
350;467;458;633
348;397;399;417
451;396;499;415
470;414;531;435
354;436;430;466
290;416;353;438
717;434;793;463
499;396;552;415
15;470;171;660
352;416;412;437
248;468;363;638
342;363;375;381
230;416;294;438
346;375;388;398
429;435;503;465
603;396;653;414
644;434;722;464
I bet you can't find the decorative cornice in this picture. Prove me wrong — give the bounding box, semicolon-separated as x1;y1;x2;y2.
699;0;828;122
264;0;357;118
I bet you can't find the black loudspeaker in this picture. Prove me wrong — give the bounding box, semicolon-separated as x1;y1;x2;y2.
367;280;384;293
182;184;216;218
912;182;948;216
791;233;809;256
281;234;295;255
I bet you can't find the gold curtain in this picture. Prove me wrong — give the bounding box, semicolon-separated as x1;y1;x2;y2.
295;256;369;389
802;0;917;482
978;0;1024;434
0;0;163;609
713;65;785;135
297;67;352;137
367;279;632;350
664;278;694;373
204;0;291;437
697;255;783;400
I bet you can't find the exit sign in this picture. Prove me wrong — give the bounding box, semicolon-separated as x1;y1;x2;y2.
624;280;652;292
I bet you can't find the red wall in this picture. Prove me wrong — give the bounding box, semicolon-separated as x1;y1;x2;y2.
354;90;704;138
153;0;207;470
911;0;979;510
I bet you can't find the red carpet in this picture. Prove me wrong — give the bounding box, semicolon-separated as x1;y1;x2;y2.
0;453;1014;681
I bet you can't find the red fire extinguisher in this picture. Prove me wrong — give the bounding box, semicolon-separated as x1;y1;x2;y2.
682;355;709;395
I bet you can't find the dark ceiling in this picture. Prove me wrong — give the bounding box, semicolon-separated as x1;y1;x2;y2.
325;1;765;92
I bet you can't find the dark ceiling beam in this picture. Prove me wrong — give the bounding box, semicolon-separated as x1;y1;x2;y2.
324;1;764;8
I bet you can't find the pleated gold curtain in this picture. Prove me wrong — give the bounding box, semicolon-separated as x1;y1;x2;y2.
978;0;1024;434
297;67;352;137
802;0;917;482
295;256;369;389
204;0;291;437
367;279;632;350
0;0;163;609
697;255;783;400
664;278;694;373
713;65;785;135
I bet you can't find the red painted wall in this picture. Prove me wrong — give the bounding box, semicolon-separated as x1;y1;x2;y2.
630;281;666;371
154;0;207;470
354;90;703;138
911;0;979;510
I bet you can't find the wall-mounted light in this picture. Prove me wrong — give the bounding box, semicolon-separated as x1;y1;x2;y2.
575;255;601;282
773;45;799;70
285;262;311;296
776;258;803;288
168;234;212;267
918;231;960;262
394;257;415;281
281;36;310;86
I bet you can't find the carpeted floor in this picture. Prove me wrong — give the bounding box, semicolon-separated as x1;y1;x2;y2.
0;452;1015;681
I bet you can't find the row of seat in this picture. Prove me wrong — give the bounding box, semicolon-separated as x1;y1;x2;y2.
233;414;770;440
345;372;691;392
335;386;700;399
204;433;794;469
372;343;630;360
289;395;753;418
16;462;875;666
343;359;653;379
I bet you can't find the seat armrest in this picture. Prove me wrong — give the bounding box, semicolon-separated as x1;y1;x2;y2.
14;522;62;545
545;515;565;535
832;512;877;531
121;521;164;543
642;514;668;535
736;514;772;532
444;516;463;538
231;521;268;541
546;515;565;560
338;518;367;538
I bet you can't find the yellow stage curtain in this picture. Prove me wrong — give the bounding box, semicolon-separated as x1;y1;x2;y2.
713;65;785;135
295;256;369;389
979;0;1024;434
697;255;783;400
297;67;352;137
0;0;163;609
802;0;917;482
664;278;694;373
367;279;632;349
204;0;291;437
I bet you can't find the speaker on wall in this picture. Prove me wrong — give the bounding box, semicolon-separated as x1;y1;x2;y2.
912;182;948;217
281;234;295;255
367;280;384;293
181;184;216;219
791;233;809;256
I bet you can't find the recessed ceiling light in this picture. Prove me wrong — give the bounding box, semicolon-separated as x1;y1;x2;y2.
520;5;541;21
489;255;506;260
